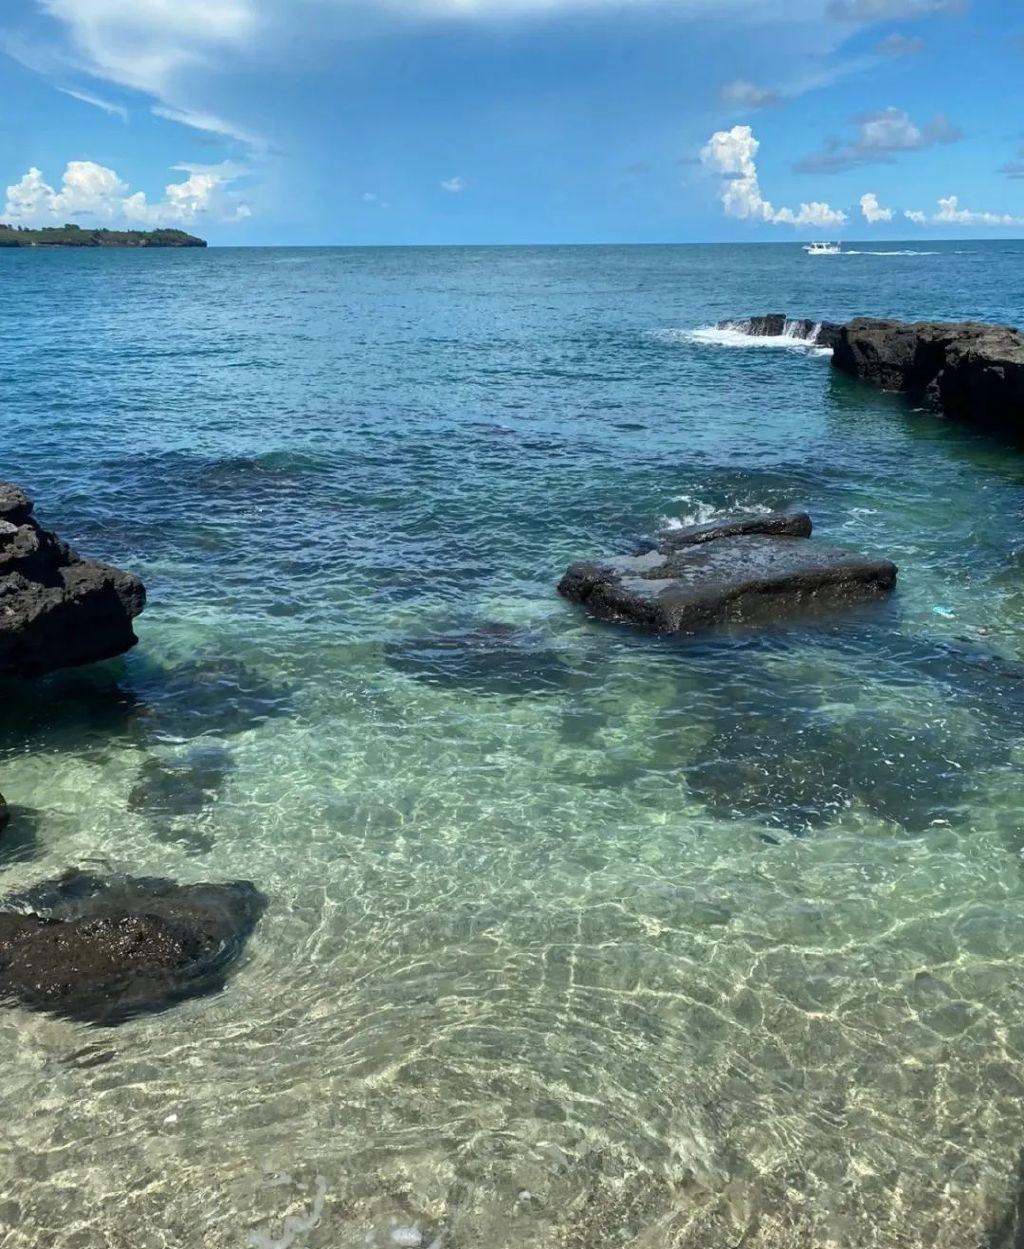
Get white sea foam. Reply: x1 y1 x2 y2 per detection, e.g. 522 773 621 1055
674 322 832 355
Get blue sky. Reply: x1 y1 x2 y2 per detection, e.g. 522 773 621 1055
1 0 1021 244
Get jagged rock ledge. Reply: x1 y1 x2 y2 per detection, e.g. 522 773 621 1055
0 482 146 678
716 314 843 350
0 871 266 1024
717 315 1024 433
558 511 897 635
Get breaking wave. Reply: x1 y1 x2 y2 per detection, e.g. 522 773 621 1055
670 319 832 355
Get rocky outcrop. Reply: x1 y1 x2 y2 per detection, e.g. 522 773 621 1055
0 871 266 1024
658 509 812 549
831 318 1024 430
558 511 897 635
715 315 842 350
0 482 146 677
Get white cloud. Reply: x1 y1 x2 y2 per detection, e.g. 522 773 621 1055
719 79 782 109
860 191 893 222
700 125 847 230
57 86 128 120
904 195 1024 227
441 176 467 192
796 107 961 173
3 159 249 226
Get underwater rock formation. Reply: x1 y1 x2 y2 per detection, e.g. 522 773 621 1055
0 482 146 678
559 512 896 635
831 318 1024 431
0 870 265 1024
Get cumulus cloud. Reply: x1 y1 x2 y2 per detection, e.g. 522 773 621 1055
441 176 467 192
876 32 925 54
905 195 1024 226
701 126 847 230
796 107 961 173
3 159 249 226
719 79 782 109
828 0 966 20
860 191 893 222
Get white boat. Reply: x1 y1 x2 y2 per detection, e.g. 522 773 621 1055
803 241 842 255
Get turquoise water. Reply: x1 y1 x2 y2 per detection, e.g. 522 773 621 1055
2 242 1024 1247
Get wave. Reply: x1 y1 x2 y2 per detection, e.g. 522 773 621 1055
669 321 832 355
843 250 939 257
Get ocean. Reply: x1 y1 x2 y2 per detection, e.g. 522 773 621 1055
2 241 1024 1247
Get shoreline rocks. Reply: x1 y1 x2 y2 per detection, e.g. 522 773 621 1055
720 314 1024 433
831 318 1024 431
0 871 266 1024
559 511 897 635
0 482 146 678
715 315 842 350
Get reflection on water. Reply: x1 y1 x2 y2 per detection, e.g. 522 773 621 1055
2 243 1024 1245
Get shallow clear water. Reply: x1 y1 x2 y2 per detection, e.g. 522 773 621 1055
2 242 1024 1248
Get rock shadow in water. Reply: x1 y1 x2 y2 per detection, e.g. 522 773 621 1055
385 622 576 696
0 804 42 867
128 655 294 741
0 870 267 1025
129 745 235 819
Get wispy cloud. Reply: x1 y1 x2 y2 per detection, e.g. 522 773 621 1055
719 79 783 110
998 148 1024 179
875 32 925 55
57 85 127 119
828 0 966 20
796 107 961 173
441 176 467 193
701 125 847 229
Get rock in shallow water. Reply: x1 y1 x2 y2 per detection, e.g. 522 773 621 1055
0 871 266 1024
559 513 896 635
0 483 146 678
831 318 1024 433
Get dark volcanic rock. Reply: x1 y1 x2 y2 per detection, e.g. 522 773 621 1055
716 315 842 350
831 318 1024 431
0 792 7 833
0 871 266 1024
658 510 812 549
0 484 146 678
559 528 897 635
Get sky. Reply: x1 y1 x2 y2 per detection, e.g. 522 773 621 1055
0 0 1022 245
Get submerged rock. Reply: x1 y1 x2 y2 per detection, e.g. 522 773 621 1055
831 318 1024 432
0 792 7 833
716 315 842 350
129 745 235 818
385 622 574 696
559 513 897 636
0 871 266 1024
0 483 146 678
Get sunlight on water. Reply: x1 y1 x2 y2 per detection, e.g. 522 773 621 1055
2 243 1024 1247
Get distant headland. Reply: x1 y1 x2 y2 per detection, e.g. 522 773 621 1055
0 223 206 248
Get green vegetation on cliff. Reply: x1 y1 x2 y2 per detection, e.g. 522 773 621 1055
0 223 206 248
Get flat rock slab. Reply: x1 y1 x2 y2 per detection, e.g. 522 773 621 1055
0 482 146 678
560 513 896 634
0 871 266 1024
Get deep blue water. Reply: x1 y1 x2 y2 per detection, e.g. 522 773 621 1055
2 242 1024 1248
